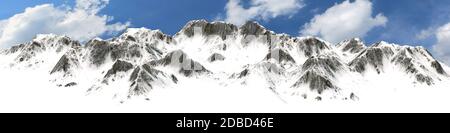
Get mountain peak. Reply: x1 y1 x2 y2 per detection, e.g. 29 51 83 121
371 41 400 48
337 38 366 53
239 21 269 36
178 19 238 40
32 34 80 47
117 27 172 44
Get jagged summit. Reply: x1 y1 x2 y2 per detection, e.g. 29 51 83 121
287 36 334 59
1 34 80 69
117 28 173 44
8 34 80 54
239 21 270 36
337 38 366 54
176 19 272 40
177 19 238 40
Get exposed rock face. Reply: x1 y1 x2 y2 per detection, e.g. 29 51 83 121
50 49 80 75
350 93 359 100
86 39 111 66
180 20 238 40
415 74 434 85
302 55 343 76
239 21 268 36
35 34 81 48
292 55 344 93
294 37 332 57
391 49 419 74
208 53 225 62
113 28 171 60
50 55 70 74
64 82 77 87
338 38 366 53
431 61 446 75
11 43 35 62
104 60 134 78
233 69 249 79
118 28 173 44
7 44 26 54
265 48 295 63
149 50 209 76
110 42 164 62
391 49 435 85
292 71 336 94
389 46 449 85
349 45 394 73
128 64 176 96
7 34 80 65
86 34 166 67
239 21 274 45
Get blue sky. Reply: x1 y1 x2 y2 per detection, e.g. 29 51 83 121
0 0 448 45
105 0 448 47
1 0 450 61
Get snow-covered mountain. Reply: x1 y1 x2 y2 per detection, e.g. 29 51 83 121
1 20 449 103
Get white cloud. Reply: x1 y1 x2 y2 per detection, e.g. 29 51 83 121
300 0 387 44
0 20 5 36
432 23 450 65
75 0 109 14
416 27 436 40
224 0 304 26
0 0 130 48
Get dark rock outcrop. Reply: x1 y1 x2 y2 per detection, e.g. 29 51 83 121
237 69 249 78
292 37 332 57
349 46 394 73
265 48 295 63
415 74 434 85
390 47 440 85
86 39 111 66
119 28 173 44
128 64 176 96
64 82 77 87
149 50 209 76
292 71 336 94
431 61 446 75
208 53 225 62
292 55 343 93
50 49 80 75
239 21 267 36
339 38 366 53
86 37 164 67
104 60 134 78
302 55 343 76
239 21 274 45
180 20 238 40
50 55 70 74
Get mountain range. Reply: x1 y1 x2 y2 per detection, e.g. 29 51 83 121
1 20 449 102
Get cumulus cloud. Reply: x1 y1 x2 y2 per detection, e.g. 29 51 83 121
300 0 387 44
224 0 304 26
432 23 450 65
0 0 130 48
416 27 436 40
